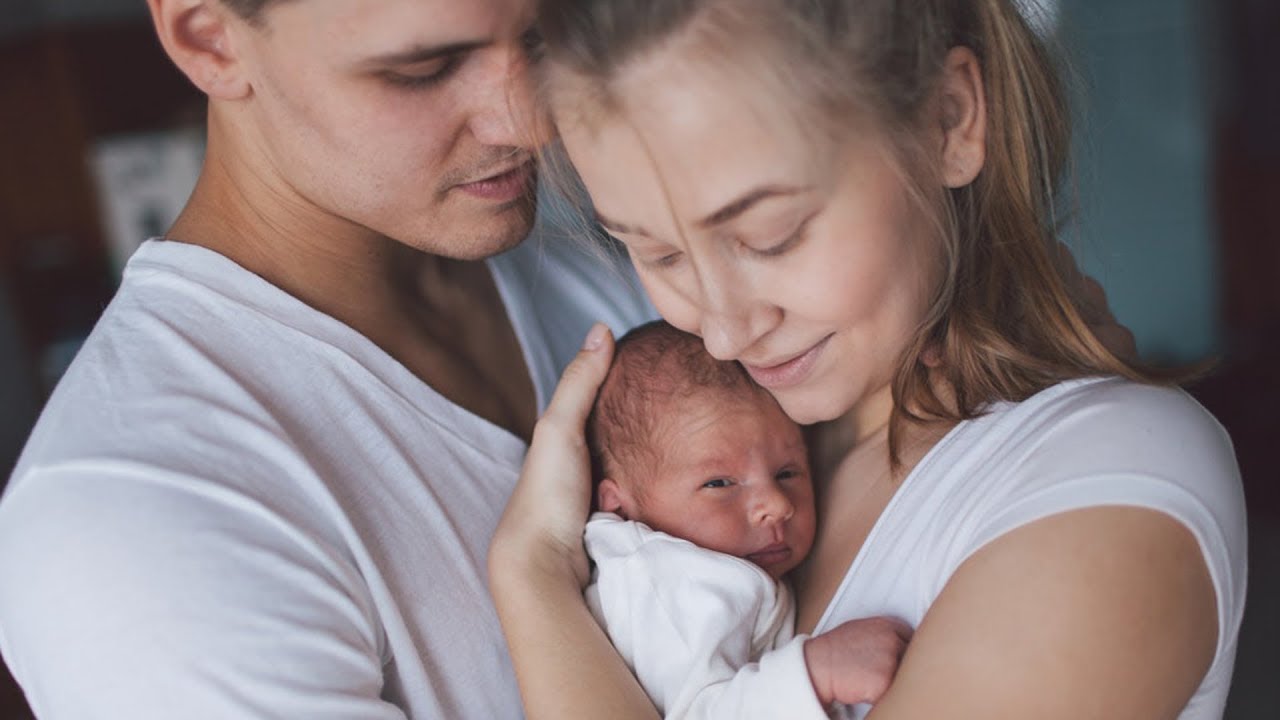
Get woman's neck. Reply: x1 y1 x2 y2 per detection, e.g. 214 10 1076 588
846 384 896 446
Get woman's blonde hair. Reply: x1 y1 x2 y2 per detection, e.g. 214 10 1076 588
536 0 1173 464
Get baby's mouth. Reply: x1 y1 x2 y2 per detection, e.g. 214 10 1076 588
746 543 792 567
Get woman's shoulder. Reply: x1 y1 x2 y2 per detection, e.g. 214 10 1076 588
934 376 1247 605
905 377 1245 583
987 376 1233 464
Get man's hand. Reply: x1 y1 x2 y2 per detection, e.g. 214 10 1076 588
803 616 913 707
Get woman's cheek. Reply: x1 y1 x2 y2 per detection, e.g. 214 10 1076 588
638 270 704 338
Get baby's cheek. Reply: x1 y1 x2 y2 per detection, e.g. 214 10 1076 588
685 511 752 557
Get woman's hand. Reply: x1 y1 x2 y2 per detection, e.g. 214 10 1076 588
487 324 658 720
489 323 615 591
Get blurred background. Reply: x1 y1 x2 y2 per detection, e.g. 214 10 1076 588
0 0 1275 716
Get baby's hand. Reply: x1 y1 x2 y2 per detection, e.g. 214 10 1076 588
803 616 912 707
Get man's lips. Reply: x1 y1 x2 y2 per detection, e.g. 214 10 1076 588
741 333 834 390
453 160 535 201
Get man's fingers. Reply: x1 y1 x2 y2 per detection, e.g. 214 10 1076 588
540 323 615 432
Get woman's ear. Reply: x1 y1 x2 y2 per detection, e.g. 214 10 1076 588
146 0 251 100
936 46 988 188
596 479 632 518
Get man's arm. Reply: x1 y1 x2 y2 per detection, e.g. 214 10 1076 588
0 463 407 719
867 506 1217 719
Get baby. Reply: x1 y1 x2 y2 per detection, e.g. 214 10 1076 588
584 321 909 719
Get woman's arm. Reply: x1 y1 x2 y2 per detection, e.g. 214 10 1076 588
488 324 660 720
867 506 1217 719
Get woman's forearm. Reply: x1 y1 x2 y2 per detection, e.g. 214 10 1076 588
487 326 655 718
490 545 659 720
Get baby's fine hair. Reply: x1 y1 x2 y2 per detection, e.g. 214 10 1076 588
587 321 766 487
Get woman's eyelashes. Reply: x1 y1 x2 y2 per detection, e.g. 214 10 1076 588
651 251 685 269
625 213 819 269
748 211 819 258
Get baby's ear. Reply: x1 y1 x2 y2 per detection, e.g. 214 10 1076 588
597 478 629 518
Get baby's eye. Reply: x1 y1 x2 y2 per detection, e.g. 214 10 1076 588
702 478 732 489
775 467 801 481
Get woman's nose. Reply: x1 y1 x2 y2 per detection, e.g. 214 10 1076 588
695 269 779 361
700 311 754 361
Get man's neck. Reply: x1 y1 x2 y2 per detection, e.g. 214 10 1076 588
167 145 538 441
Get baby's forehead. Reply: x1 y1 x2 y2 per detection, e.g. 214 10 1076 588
646 388 804 457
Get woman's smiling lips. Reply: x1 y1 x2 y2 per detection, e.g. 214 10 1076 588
741 334 834 390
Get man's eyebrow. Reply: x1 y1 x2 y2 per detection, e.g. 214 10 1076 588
359 40 488 67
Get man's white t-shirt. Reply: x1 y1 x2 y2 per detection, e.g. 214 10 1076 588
584 512 828 719
0 235 654 718
814 377 1247 720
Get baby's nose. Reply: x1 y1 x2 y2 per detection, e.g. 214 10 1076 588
753 485 795 525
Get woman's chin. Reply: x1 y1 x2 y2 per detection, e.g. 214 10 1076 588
772 387 850 427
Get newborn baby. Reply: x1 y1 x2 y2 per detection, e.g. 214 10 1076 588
584 321 908 719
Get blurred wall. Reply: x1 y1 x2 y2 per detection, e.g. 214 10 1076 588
0 282 38 477
1060 0 1219 363
0 0 144 38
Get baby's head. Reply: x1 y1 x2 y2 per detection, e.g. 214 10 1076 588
588 321 815 579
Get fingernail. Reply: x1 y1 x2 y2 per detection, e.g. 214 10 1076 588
583 323 608 351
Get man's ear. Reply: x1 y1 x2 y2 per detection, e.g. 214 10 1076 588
596 478 632 518
936 46 987 189
146 0 251 100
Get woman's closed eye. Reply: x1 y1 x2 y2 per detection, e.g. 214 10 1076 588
609 234 685 270
745 210 819 259
650 251 685 269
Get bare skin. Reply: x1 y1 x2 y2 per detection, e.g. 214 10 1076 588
491 329 1218 720
594 381 911 705
489 37 1221 720
792 420 953 634
150 0 541 440
170 159 537 440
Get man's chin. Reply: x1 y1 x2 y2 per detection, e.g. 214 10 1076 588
401 199 537 261
470 206 538 259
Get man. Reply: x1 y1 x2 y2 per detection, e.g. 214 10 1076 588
0 0 651 716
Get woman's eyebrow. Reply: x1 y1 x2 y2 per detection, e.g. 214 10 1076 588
596 185 811 238
595 212 649 237
696 185 810 229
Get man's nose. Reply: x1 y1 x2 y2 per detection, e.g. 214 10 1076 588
468 45 550 149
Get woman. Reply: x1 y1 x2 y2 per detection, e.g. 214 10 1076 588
490 1 1246 717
